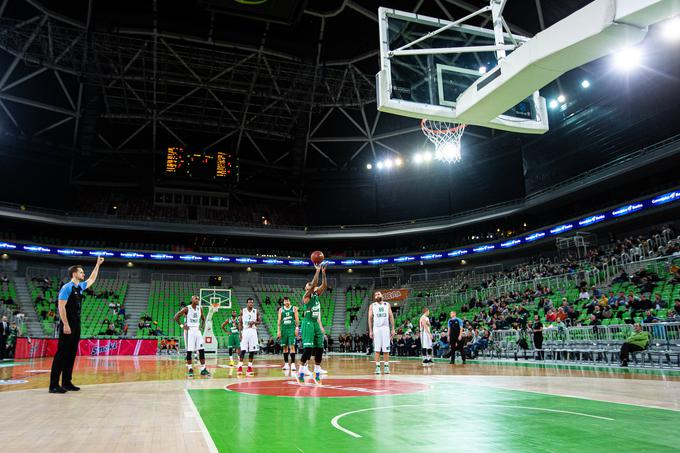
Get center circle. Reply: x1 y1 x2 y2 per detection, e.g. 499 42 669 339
226 378 429 398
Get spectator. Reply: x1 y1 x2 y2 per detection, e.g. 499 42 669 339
620 324 650 367
0 315 9 360
545 309 557 323
532 314 544 360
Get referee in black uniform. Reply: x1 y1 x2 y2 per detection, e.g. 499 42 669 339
49 257 104 393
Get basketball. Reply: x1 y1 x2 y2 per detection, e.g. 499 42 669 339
310 250 325 265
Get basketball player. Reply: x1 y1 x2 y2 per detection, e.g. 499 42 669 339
298 263 327 384
221 310 241 366
174 296 210 377
277 296 299 372
419 307 433 365
238 297 260 375
368 291 395 374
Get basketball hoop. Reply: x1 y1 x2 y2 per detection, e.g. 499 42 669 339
420 119 466 164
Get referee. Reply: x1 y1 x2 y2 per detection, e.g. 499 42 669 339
49 257 104 393
447 311 465 365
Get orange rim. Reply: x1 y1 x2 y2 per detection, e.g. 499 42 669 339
420 119 466 134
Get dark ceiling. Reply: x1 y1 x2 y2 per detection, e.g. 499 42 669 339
0 0 678 224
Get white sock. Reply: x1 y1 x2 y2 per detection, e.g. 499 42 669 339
238 361 243 367
201 364 206 371
248 362 253 367
314 365 320 372
187 364 192 370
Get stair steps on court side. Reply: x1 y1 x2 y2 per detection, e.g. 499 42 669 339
330 289 346 338
124 283 150 337
13 276 46 338
349 284 374 335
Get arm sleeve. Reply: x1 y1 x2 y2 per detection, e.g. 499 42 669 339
58 284 72 301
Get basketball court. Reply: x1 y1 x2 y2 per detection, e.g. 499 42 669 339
1 0 680 452
1 355 680 452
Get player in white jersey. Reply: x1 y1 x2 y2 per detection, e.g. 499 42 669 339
174 296 210 377
419 307 433 366
237 297 261 376
368 291 395 375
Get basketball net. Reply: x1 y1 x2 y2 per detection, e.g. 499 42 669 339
421 119 466 164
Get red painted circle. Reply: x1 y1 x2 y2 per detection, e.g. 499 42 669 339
226 378 429 398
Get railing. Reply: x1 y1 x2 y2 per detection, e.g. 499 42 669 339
491 322 680 351
1 133 679 237
25 266 121 280
150 273 233 285
258 275 338 289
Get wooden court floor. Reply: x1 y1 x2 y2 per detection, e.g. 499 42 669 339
1 354 680 452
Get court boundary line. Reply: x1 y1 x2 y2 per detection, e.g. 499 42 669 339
464 379 680 413
184 388 219 453
331 402 614 438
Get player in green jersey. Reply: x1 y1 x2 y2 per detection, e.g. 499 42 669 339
277 296 300 373
298 263 327 384
221 310 241 367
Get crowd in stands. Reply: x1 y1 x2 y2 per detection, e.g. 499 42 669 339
376 226 680 362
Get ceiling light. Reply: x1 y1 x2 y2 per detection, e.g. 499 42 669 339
478 65 487 74
413 153 423 164
557 94 566 103
366 163 372 170
395 157 403 167
384 159 393 169
581 79 590 88
423 152 432 162
376 161 384 169
661 17 680 41
613 47 642 71
548 99 558 109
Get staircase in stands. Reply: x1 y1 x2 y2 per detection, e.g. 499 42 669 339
13 276 44 338
124 282 150 337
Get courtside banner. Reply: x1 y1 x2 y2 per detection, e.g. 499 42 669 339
375 288 410 301
15 338 158 358
15 338 59 359
78 339 158 356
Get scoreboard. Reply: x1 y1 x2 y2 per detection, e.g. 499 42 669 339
165 147 238 181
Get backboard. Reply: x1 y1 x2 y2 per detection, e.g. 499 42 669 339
377 4 548 134
377 0 680 134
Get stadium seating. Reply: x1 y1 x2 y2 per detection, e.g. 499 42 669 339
345 288 368 331
0 278 17 307
142 281 238 347
28 277 127 337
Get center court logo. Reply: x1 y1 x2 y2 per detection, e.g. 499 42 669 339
283 381 387 394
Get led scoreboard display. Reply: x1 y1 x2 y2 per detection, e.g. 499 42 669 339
165 147 237 181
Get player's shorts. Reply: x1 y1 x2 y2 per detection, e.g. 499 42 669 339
240 327 259 352
185 327 204 352
373 326 391 353
301 320 324 349
421 331 433 349
227 333 240 348
280 328 296 347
